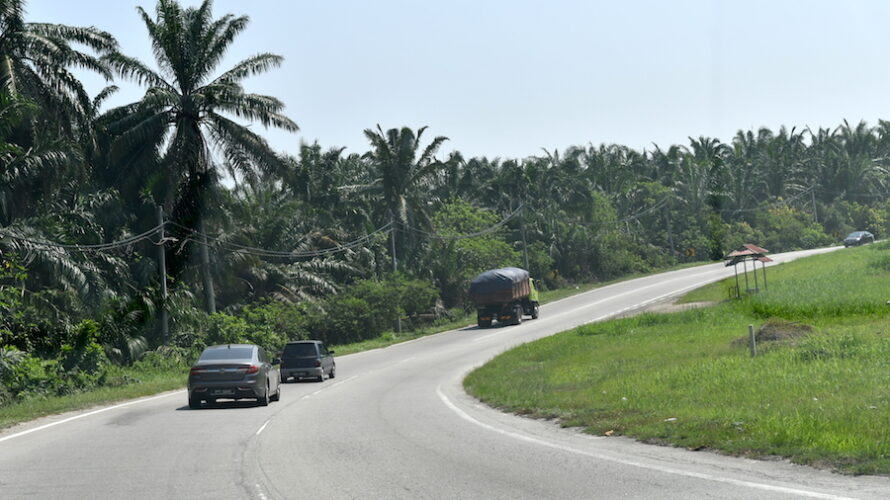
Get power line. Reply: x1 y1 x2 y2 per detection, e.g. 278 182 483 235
0 223 165 252
721 185 815 215
168 221 393 258
401 204 524 240
615 197 667 223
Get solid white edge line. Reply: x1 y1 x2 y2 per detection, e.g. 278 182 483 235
435 385 858 500
0 390 184 444
256 419 271 436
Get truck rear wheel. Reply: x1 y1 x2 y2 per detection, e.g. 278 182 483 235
531 303 539 319
513 305 523 325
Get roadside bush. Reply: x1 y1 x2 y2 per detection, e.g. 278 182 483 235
1 305 70 358
241 300 311 343
526 241 555 287
59 320 111 389
203 312 282 355
305 274 440 345
313 296 375 345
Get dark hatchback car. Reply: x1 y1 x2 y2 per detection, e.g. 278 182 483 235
844 231 875 247
188 344 281 408
280 340 335 382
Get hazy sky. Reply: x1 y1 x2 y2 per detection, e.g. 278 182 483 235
25 0 890 160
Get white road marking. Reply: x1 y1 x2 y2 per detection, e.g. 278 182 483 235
436 386 858 500
256 419 271 436
255 483 268 500
300 375 359 400
0 390 184 443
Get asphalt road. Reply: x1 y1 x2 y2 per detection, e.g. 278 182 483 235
3 247 890 499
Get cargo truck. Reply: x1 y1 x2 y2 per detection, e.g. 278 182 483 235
469 267 540 328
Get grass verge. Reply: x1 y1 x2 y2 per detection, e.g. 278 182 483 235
465 242 890 475
0 371 185 431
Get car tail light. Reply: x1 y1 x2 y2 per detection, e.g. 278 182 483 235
314 360 321 367
189 366 202 375
245 364 259 374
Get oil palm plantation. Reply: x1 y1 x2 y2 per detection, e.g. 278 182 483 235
101 0 298 312
0 0 117 134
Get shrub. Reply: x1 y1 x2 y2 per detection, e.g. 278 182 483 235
241 300 311 344
59 320 111 389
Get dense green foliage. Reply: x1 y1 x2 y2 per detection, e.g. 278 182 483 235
3 0 890 411
465 244 890 474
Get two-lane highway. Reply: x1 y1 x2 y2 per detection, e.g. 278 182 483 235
3 247 890 499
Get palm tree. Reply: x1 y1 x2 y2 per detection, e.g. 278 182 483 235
102 0 298 312
357 125 448 272
0 0 117 133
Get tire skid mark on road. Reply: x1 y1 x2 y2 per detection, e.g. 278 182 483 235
435 386 857 500
0 390 184 443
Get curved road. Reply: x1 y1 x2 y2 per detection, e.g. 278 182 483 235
2 247 890 499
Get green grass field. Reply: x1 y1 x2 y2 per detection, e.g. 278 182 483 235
465 242 890 475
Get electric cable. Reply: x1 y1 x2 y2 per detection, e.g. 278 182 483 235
401 204 524 240
167 220 393 258
0 223 166 252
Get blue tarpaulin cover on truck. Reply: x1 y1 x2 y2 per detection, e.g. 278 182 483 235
469 267 530 295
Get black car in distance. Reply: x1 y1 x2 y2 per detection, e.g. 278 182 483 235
280 340 335 382
844 231 875 247
188 344 281 408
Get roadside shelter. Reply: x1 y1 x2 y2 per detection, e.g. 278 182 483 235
724 244 773 298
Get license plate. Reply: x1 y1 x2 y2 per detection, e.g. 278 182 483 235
211 389 234 396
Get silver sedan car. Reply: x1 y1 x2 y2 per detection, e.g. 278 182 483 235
188 344 281 408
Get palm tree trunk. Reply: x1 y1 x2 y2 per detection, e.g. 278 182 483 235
198 217 216 314
390 212 398 272
389 212 401 334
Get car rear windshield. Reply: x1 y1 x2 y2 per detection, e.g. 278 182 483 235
283 343 317 358
199 346 254 361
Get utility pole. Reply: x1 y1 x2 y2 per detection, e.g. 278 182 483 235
811 186 819 224
156 205 169 344
390 212 398 272
520 204 529 270
665 198 675 258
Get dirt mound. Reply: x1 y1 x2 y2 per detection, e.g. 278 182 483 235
756 319 813 342
732 318 813 348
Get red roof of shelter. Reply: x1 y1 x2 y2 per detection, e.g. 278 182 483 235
724 244 771 266
742 243 768 254
726 244 769 258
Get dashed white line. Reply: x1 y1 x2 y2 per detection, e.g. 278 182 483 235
300 375 359 400
436 386 857 500
255 419 271 436
255 483 268 500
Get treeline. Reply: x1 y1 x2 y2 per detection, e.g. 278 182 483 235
2 0 890 404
